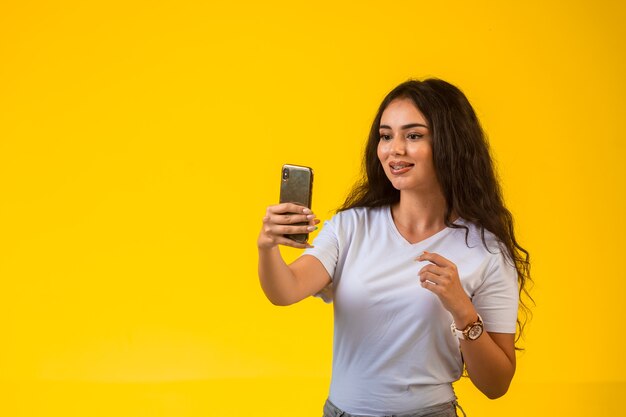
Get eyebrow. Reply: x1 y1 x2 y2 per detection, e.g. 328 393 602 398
379 123 429 130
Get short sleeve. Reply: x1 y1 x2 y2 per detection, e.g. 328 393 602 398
303 217 340 303
472 253 519 333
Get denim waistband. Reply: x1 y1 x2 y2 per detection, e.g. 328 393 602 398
322 398 466 417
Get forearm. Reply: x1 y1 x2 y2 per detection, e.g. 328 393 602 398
460 332 516 399
258 246 300 306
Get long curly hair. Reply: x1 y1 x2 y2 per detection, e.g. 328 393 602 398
339 78 533 346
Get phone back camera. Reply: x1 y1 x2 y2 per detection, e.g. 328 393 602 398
282 168 289 181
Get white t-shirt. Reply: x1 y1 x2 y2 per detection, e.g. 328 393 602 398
303 206 518 416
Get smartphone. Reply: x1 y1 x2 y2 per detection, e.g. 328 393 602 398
279 164 314 243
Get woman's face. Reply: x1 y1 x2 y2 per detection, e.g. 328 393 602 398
377 98 439 194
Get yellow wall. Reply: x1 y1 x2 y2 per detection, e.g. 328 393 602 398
1 0 624 415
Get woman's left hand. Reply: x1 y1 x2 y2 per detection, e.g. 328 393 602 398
416 251 477 327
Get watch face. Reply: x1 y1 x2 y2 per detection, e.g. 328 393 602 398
468 325 483 340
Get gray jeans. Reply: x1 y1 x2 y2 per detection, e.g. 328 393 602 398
322 398 466 417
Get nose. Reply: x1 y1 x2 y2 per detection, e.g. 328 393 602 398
390 135 406 155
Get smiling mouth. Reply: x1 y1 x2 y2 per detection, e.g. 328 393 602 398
389 162 414 174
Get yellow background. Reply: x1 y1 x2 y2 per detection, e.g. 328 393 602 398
1 0 625 415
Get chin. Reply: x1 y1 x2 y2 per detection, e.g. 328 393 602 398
388 179 417 191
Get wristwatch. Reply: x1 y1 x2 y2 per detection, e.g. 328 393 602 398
451 314 484 341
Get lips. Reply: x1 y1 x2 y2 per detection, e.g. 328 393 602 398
389 161 414 175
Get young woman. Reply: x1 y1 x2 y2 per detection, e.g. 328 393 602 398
257 79 531 417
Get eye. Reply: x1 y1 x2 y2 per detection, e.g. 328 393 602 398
379 133 392 141
407 133 424 140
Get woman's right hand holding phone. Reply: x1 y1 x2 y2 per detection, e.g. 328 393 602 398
257 203 329 306
258 203 320 250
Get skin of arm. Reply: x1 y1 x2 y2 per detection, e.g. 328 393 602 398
258 203 330 306
416 251 516 399
460 332 516 399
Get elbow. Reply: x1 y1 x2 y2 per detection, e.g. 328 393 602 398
264 292 297 306
268 297 294 307
483 380 512 400
259 282 297 306
485 388 508 400
475 370 515 400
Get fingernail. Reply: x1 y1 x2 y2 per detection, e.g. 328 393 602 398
306 214 314 220
303 208 312 214
307 226 317 231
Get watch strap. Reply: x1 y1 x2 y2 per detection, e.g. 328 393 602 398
451 314 483 340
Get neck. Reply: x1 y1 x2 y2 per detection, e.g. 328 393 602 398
391 189 450 234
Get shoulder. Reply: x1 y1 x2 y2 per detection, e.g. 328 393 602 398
331 206 387 229
449 219 515 275
320 206 388 242
452 218 506 256
450 221 517 304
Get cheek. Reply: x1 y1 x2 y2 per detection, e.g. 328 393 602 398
420 148 433 162
411 144 433 163
376 142 386 163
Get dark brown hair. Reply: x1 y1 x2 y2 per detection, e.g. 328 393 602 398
340 78 532 345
